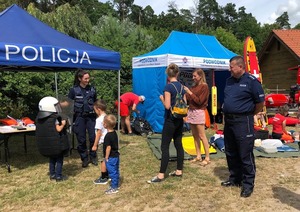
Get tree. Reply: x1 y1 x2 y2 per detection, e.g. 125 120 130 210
196 0 223 29
213 27 243 55
27 3 93 42
197 27 242 55
180 9 194 29
256 23 280 52
276 11 291 29
142 5 156 27
129 4 143 25
0 71 57 118
91 15 156 109
0 0 287 116
72 0 116 26
153 2 194 32
293 23 300 29
0 0 36 11
113 0 134 21
222 3 238 31
232 7 260 42
37 0 57 12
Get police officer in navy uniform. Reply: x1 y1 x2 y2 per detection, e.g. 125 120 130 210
221 56 265 198
67 69 97 168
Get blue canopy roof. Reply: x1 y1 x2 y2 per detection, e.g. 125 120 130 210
139 30 235 58
0 4 121 71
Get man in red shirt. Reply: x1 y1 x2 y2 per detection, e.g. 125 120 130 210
116 92 145 135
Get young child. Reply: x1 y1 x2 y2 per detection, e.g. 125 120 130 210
92 99 109 184
271 104 289 140
103 114 120 194
254 111 267 129
35 96 70 182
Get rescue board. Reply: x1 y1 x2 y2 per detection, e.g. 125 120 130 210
244 36 268 125
243 36 262 82
182 136 217 155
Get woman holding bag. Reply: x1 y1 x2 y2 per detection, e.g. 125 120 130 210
147 63 186 183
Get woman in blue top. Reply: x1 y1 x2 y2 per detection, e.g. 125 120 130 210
147 63 186 183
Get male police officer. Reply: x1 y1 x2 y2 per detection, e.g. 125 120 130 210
222 56 265 198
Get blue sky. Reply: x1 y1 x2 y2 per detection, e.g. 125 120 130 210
125 0 300 27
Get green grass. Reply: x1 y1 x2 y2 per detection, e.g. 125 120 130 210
1 127 300 211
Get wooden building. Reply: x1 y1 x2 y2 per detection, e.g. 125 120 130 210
258 29 300 91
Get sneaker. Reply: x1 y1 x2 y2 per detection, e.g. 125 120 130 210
82 158 89 168
56 175 68 182
50 174 56 180
93 177 111 185
105 187 119 195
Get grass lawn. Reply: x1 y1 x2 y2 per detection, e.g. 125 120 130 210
1 126 300 211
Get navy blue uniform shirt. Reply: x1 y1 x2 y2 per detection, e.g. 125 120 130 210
223 72 265 114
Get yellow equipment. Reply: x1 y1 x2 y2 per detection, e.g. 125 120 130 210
211 85 217 116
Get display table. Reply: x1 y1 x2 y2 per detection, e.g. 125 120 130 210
0 126 36 172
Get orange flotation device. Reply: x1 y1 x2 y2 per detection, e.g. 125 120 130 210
0 118 18 126
205 109 211 128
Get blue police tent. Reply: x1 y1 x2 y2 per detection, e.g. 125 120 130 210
0 4 121 71
0 4 122 130
132 31 236 133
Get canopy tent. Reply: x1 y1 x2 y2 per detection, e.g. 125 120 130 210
0 4 121 130
0 4 120 71
132 31 236 133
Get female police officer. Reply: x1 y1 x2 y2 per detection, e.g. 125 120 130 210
221 56 265 198
67 69 97 168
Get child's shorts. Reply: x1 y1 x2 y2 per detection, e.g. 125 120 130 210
96 143 104 162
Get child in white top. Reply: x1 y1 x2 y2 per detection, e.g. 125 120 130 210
92 99 109 184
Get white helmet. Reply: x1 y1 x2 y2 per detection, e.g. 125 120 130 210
38 96 61 113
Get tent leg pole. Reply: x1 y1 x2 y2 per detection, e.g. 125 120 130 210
55 72 58 99
118 70 120 132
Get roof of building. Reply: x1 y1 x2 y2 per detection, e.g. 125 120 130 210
274 29 300 56
259 29 300 60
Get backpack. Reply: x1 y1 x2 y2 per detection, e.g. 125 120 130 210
132 117 153 137
170 83 188 118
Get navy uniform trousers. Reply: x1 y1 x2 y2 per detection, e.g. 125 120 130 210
224 114 256 190
73 114 96 161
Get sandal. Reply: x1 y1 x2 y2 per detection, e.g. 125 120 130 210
169 171 182 177
199 160 211 167
190 157 202 163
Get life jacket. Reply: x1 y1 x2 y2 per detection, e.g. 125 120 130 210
73 85 96 114
35 113 70 157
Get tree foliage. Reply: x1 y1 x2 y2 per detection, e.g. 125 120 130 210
276 11 291 29
0 0 299 117
213 27 243 55
90 15 156 110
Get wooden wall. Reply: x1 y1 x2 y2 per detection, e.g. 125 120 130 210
259 39 299 91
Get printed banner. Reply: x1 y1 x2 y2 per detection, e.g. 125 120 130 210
133 54 230 70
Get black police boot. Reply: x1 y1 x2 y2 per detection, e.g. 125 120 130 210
82 158 89 168
90 157 98 166
56 175 68 182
